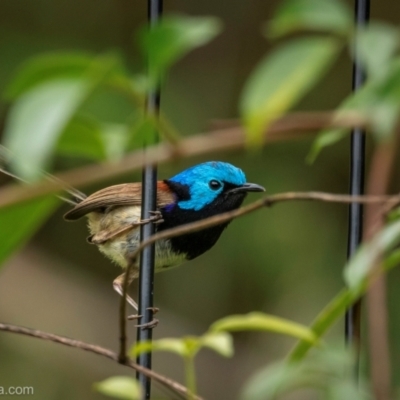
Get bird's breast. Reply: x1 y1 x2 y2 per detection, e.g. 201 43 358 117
86 205 186 270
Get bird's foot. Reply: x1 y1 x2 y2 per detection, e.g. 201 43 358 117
128 307 160 329
138 211 164 226
136 318 159 330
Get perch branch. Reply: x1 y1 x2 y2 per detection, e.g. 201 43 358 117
0 322 201 400
0 111 367 208
118 192 400 362
127 192 400 266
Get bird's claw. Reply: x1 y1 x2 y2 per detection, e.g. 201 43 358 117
127 314 143 321
138 211 164 226
128 307 160 328
136 318 159 330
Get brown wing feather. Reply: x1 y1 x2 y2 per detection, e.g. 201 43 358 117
64 182 174 221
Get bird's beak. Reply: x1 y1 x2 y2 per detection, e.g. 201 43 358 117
228 182 265 194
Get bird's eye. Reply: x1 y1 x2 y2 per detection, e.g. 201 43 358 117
209 180 222 190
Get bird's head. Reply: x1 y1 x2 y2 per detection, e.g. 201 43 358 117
164 161 265 212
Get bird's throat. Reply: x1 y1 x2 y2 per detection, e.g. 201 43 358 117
159 192 246 260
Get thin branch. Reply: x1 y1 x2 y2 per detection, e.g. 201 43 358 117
120 191 400 361
125 192 400 267
0 111 367 208
117 191 400 379
0 322 202 400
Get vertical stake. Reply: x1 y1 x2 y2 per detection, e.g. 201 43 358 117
136 0 162 398
345 0 370 375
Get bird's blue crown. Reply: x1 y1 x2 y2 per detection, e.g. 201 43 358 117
169 161 246 211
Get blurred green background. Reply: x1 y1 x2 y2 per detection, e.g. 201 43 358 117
1 0 400 399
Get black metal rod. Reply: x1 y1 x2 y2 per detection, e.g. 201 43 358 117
345 0 370 370
136 0 162 398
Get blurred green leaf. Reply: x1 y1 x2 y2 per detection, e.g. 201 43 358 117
131 332 233 359
3 55 125 180
4 52 93 100
138 14 222 81
387 206 400 222
241 346 371 400
356 23 400 81
290 227 400 362
3 79 89 179
241 37 340 145
268 0 352 38
0 197 57 266
344 219 400 290
100 123 129 161
309 58 400 162
126 116 156 151
132 337 186 358
56 114 107 161
210 312 317 343
200 332 233 357
94 376 141 400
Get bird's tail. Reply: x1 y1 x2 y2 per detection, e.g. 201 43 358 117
0 145 87 205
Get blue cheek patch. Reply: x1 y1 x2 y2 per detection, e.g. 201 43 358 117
178 183 222 211
169 161 247 211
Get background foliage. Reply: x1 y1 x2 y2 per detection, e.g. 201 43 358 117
2 0 400 399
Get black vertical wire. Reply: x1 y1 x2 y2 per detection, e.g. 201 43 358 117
345 0 370 371
136 0 162 398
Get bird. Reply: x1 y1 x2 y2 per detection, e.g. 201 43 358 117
63 161 265 316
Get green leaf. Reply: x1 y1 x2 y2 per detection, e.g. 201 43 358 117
199 332 233 358
132 338 187 358
344 219 400 290
3 79 89 180
56 114 107 161
307 86 375 162
210 312 317 343
4 52 94 100
241 347 370 400
138 14 222 81
126 116 157 151
94 376 141 400
100 123 129 161
0 197 57 266
3 55 125 180
356 23 400 81
241 37 340 145
289 229 400 362
308 57 400 162
131 332 233 359
267 0 352 38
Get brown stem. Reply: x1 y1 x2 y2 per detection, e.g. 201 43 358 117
364 139 398 400
0 111 367 208
0 322 202 400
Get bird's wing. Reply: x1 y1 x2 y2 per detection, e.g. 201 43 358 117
64 182 174 221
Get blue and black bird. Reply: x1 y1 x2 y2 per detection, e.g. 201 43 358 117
64 161 264 309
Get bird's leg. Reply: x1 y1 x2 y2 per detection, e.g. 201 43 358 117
113 270 139 312
113 270 160 328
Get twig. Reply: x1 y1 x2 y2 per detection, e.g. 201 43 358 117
115 191 400 379
0 111 367 208
0 322 202 400
126 192 400 267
